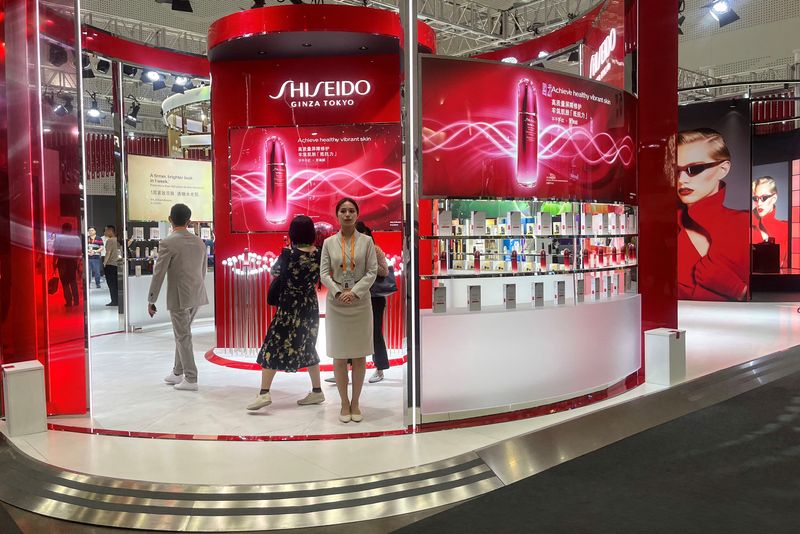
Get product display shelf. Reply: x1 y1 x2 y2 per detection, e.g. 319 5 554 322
421 264 635 280
420 233 637 240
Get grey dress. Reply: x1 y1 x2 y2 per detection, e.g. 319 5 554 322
320 231 378 358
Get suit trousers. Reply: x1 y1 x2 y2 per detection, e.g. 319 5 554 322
170 307 199 382
104 264 118 305
371 296 389 370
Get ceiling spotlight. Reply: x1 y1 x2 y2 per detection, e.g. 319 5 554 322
81 54 95 79
87 93 104 124
537 51 549 59
125 99 140 128
123 64 138 77
706 1 740 27
54 94 73 116
171 76 193 93
48 44 68 66
252 0 266 7
568 50 580 63
155 0 193 13
96 59 111 74
142 70 161 83
501 57 518 64
152 78 167 91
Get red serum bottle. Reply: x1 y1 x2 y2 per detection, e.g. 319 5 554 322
473 247 481 272
265 136 288 224
516 79 538 187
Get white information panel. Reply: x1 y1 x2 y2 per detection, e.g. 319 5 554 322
420 294 641 420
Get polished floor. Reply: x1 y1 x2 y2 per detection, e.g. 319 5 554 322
5 301 800 489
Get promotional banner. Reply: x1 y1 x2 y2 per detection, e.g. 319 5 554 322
677 100 751 301
127 155 213 222
751 162 790 268
421 56 635 202
229 123 402 232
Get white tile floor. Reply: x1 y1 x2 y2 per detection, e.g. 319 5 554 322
88 283 123 335
65 320 406 436
4 300 800 486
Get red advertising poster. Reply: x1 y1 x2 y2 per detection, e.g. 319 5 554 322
230 123 402 232
421 56 635 202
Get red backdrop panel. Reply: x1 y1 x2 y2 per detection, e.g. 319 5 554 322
211 54 402 347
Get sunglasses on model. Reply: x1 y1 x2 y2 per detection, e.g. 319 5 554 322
752 193 776 203
676 160 728 177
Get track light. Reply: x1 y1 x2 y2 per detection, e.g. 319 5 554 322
705 1 740 28
125 98 141 128
142 70 160 83
501 57 518 64
568 50 580 63
156 0 193 12
81 54 94 79
96 59 111 74
86 93 104 124
54 94 73 116
171 75 193 93
252 0 266 6
537 51 549 59
122 64 138 77
48 44 68 66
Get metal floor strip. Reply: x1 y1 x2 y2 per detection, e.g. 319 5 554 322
1 346 799 531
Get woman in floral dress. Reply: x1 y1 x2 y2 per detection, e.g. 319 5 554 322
246 215 324 411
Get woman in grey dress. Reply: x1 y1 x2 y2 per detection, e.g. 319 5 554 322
320 198 378 423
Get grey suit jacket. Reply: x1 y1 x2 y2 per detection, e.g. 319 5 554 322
147 229 209 311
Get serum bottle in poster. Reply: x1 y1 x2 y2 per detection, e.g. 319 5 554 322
516 79 538 187
265 136 288 224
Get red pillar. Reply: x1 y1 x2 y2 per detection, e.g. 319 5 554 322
636 0 679 333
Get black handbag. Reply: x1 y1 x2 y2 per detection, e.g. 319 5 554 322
47 276 60 295
371 265 397 297
267 248 291 306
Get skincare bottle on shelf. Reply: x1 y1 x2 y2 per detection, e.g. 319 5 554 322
473 247 481 272
611 246 617 265
564 248 571 270
539 248 547 272
511 249 518 273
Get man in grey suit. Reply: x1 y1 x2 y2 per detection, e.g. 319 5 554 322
147 204 209 391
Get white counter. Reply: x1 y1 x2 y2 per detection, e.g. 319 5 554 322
419 293 641 421
126 271 215 330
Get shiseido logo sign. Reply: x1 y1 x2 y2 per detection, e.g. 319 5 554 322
268 80 372 108
588 28 617 81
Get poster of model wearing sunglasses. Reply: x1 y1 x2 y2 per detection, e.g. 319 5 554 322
751 163 790 269
677 100 751 302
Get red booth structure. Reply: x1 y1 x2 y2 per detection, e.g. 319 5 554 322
207 6 435 367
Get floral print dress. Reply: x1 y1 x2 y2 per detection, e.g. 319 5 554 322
256 247 321 371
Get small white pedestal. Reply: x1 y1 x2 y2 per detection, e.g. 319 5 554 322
2 360 47 437
644 328 686 386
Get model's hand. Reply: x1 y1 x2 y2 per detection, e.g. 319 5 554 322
148 303 157 317
339 290 358 304
694 254 747 301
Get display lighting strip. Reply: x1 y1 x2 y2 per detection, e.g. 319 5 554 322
220 252 273 358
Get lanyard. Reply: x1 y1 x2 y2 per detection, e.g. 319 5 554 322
340 234 356 272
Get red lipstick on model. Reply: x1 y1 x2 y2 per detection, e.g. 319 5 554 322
678 187 694 197
265 136 288 224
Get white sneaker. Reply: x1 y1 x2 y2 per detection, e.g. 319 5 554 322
247 393 272 410
164 373 183 385
174 379 198 391
368 370 385 383
297 391 325 405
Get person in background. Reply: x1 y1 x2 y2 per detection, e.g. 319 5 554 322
320 198 378 423
751 176 789 268
87 226 104 288
53 222 82 307
247 215 324 411
147 204 209 391
676 128 749 301
355 221 390 384
103 225 120 306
